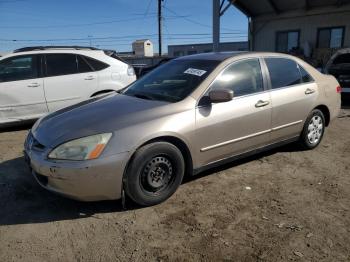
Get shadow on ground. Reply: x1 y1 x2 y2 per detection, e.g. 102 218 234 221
0 156 131 226
0 142 303 226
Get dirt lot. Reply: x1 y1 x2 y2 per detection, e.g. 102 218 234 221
0 109 350 262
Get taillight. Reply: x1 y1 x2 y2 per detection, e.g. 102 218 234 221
336 86 342 93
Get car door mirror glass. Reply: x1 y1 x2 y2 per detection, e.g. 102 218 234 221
209 89 234 103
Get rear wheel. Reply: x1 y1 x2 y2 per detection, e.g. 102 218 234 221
299 109 325 149
124 142 185 206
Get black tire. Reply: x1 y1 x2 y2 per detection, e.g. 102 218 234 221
299 109 325 149
124 142 185 206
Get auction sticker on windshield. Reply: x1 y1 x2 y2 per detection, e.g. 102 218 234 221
184 68 207 77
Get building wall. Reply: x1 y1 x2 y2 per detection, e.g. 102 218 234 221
252 4 350 52
168 41 248 57
143 40 154 57
132 40 154 57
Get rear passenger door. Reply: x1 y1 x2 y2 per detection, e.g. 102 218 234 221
264 57 317 143
43 53 99 112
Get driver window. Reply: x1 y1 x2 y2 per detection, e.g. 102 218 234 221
0 55 39 83
210 58 264 97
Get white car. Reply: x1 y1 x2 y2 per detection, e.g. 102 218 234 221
0 46 136 125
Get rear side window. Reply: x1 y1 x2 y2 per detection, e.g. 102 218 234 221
77 55 93 73
0 55 39 82
46 54 78 77
299 65 313 83
265 58 301 89
83 56 109 71
210 58 264 97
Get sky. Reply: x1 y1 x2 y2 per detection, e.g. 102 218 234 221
0 0 248 53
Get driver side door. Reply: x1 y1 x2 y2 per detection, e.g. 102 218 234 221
194 58 272 167
0 54 47 124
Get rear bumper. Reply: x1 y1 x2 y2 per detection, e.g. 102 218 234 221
25 149 129 201
341 90 350 104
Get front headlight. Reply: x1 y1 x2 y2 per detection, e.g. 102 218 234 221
48 133 112 161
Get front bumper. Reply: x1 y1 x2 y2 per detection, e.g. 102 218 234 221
24 144 129 201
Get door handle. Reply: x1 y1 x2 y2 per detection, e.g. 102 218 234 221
305 88 315 95
255 100 270 108
27 83 40 88
84 76 95 80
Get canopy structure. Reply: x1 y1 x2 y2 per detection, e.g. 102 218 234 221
233 0 350 17
212 0 350 51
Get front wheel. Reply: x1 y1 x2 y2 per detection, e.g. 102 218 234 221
299 109 325 149
124 142 185 206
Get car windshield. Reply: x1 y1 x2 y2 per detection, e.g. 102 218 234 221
122 59 220 102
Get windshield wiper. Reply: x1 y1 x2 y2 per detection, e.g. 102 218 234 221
131 93 155 100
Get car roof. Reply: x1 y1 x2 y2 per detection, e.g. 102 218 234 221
13 46 100 53
175 51 248 61
174 51 300 62
0 48 106 60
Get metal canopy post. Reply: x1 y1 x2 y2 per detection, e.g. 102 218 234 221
213 0 221 52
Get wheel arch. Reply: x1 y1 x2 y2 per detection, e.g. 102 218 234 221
123 135 194 184
314 105 330 126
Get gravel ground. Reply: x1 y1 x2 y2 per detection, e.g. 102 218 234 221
0 109 349 262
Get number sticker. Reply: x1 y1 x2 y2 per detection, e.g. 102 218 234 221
184 68 207 77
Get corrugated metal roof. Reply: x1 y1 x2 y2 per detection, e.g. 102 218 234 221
233 0 350 17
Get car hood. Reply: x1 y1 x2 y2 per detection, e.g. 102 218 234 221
32 93 173 147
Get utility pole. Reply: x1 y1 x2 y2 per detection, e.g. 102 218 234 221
213 0 220 52
88 35 93 47
158 0 163 56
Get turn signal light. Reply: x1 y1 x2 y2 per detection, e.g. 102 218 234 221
336 86 342 93
88 144 106 159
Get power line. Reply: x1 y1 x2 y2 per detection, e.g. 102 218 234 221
0 16 154 29
0 14 189 29
0 36 247 46
0 35 247 44
0 0 27 4
143 0 153 18
0 32 247 43
163 6 242 33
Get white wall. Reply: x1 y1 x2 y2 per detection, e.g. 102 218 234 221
143 41 154 57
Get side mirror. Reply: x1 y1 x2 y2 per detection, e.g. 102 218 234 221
208 89 234 103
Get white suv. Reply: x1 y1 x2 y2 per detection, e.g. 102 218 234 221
0 46 136 125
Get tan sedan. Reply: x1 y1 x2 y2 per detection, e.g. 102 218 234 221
24 52 341 206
